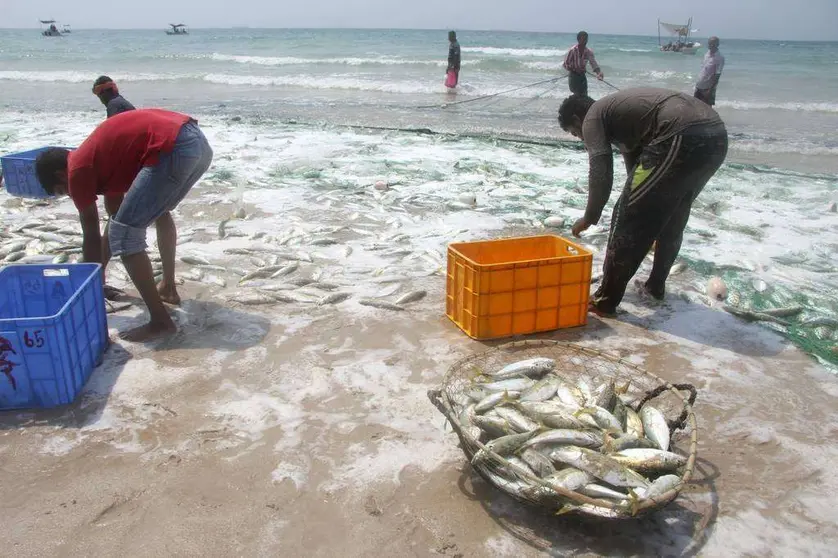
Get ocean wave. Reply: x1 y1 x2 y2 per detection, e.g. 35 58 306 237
210 53 443 67
0 70 176 83
717 100 838 114
731 138 838 156
202 73 442 94
523 61 564 71
462 47 567 58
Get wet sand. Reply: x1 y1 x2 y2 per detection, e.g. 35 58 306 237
2 276 837 558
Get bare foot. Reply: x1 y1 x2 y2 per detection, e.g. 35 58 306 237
157 282 182 305
119 321 178 342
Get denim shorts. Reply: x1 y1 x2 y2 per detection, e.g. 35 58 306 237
109 121 213 257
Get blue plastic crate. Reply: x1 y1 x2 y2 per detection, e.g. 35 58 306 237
1 146 75 199
0 263 108 410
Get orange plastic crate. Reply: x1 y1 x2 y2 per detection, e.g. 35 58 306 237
446 235 593 340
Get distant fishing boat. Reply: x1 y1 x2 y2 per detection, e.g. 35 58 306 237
658 18 701 55
39 19 63 37
166 23 188 35
62 24 72 34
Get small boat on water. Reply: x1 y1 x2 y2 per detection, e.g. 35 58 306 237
40 19 63 37
658 18 701 55
166 23 188 35
62 24 72 34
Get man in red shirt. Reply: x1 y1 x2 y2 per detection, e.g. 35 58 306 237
35 109 213 342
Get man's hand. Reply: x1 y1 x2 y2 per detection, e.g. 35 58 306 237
572 218 592 237
596 71 604 81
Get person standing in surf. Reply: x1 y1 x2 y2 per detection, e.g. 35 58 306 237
694 37 725 106
92 76 136 118
446 31 461 89
35 109 213 342
558 88 728 316
563 31 604 96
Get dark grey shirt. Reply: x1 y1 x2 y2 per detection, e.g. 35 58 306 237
581 88 725 223
106 95 136 118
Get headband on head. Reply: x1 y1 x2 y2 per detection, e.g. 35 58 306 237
93 81 118 95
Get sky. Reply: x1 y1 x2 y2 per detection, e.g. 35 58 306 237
5 0 838 41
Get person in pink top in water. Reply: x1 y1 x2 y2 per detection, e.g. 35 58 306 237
563 31 604 96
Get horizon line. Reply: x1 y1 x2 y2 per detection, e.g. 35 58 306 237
2 26 836 42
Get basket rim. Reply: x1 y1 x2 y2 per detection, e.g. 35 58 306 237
435 339 699 517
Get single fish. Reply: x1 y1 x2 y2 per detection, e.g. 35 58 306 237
607 434 659 453
492 357 556 380
240 265 286 283
270 262 299 278
289 278 315 287
492 406 541 433
106 301 134 314
473 415 516 438
625 408 644 438
310 238 337 246
759 306 803 318
3 251 25 262
229 293 276 305
52 253 69 264
520 375 562 402
358 298 406 311
482 430 538 456
670 262 688 276
343 246 354 257
268 292 317 304
308 282 342 291
579 484 630 501
372 275 408 284
514 401 590 430
479 377 536 393
640 406 670 451
474 390 518 413
576 406 623 433
549 446 649 489
520 448 556 478
504 456 537 479
543 468 594 492
593 380 617 411
181 255 211 266
218 219 229 239
611 448 688 475
394 290 427 305
519 429 604 450
318 292 351 306
203 275 227 288
722 305 791 326
800 317 838 328
634 474 682 500
555 382 586 408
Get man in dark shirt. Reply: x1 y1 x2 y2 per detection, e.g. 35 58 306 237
92 76 136 118
558 88 728 316
446 31 461 89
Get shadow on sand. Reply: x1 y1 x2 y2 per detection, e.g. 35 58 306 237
0 298 270 430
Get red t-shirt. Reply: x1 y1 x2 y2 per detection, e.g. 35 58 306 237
67 108 193 210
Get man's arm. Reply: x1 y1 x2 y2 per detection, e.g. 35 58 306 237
588 50 604 79
78 202 103 265
584 154 614 224
447 45 455 71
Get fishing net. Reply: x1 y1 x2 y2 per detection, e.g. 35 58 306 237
428 340 698 519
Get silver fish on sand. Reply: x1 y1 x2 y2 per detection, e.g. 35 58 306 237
394 290 427 305
611 448 688 475
358 298 405 311
318 292 351 306
549 446 649 489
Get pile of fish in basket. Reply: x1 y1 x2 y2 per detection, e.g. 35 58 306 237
428 340 698 519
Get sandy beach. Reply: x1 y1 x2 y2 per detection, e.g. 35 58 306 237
2 219 838 557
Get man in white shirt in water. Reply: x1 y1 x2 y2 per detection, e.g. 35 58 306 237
694 36 725 106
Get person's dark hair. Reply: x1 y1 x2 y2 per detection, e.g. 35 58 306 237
35 148 70 195
558 95 595 130
577 31 588 42
449 30 456 40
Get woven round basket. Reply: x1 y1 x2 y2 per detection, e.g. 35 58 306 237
428 339 698 519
